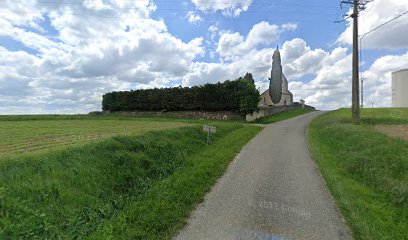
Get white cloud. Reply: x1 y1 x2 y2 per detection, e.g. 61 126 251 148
183 47 275 87
186 36 404 111
0 0 204 114
361 51 408 107
186 11 203 24
216 22 296 60
281 38 348 80
83 0 112 11
0 0 403 114
191 0 252 17
287 47 408 110
133 26 376 112
337 0 408 49
208 24 219 40
288 53 353 110
209 25 218 32
281 23 298 32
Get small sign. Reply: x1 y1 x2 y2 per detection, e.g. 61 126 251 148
203 125 216 144
203 125 216 133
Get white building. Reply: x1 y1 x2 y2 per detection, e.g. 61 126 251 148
392 69 408 107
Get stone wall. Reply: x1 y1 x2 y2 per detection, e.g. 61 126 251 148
91 110 242 120
246 103 315 122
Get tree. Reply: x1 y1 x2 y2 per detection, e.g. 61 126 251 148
237 74 260 115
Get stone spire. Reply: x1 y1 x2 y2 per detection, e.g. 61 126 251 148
269 47 283 104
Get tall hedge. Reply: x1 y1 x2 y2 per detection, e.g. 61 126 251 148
102 73 259 115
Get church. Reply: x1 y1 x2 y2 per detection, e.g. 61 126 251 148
259 47 293 107
246 47 314 121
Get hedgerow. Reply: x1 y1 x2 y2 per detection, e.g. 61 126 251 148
102 73 260 115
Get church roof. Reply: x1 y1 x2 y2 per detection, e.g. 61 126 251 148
260 89 269 96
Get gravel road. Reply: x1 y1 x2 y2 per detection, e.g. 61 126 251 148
176 111 352 240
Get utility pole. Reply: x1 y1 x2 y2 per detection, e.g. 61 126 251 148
361 77 365 108
351 0 360 122
338 0 373 122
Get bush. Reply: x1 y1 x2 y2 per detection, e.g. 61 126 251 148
102 73 260 115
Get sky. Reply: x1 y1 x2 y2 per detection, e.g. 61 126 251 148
0 0 407 114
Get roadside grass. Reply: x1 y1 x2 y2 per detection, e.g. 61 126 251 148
90 124 261 239
308 108 408 240
360 108 408 125
253 108 314 124
0 124 261 239
0 119 189 157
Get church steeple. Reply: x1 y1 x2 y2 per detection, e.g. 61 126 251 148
272 46 281 66
270 48 283 104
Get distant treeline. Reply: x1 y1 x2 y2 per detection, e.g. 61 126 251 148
102 73 260 115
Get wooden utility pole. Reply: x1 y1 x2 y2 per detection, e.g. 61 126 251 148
338 0 369 121
361 77 365 108
351 0 360 122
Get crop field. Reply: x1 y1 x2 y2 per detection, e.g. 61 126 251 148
308 108 408 239
0 118 189 156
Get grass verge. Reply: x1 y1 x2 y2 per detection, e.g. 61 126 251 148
308 109 408 240
0 124 261 239
253 108 314 124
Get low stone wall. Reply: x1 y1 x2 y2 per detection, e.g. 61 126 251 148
246 104 315 122
90 110 243 120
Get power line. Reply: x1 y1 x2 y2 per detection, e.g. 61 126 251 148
4 3 339 14
0 9 337 16
359 8 408 108
0 8 339 23
1 0 341 22
0 11 331 23
361 9 408 37
6 0 339 9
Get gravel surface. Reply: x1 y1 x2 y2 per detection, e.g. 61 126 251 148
176 111 352 240
375 124 408 141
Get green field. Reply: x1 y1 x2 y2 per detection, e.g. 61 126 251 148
0 118 189 156
0 116 261 239
308 108 408 239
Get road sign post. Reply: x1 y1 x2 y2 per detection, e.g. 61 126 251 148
202 125 216 144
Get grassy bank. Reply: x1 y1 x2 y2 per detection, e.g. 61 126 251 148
0 124 261 239
308 109 408 239
254 108 314 124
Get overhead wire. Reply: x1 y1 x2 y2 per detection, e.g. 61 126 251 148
6 0 339 9
0 10 333 23
1 0 340 23
0 9 338 16
1 0 341 23
361 9 408 37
